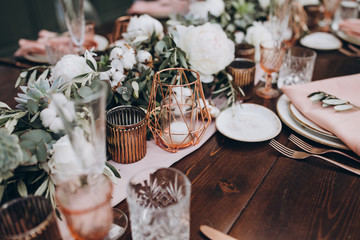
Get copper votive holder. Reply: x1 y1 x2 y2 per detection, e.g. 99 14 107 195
226 58 256 101
106 106 147 164
0 196 61 240
235 43 255 61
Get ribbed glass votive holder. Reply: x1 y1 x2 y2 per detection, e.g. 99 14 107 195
0 196 61 240
106 106 147 164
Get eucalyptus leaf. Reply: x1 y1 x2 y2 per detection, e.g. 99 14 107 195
28 70 37 84
38 68 50 81
132 81 139 98
20 129 52 144
35 140 47 163
105 162 121 178
17 179 28 197
86 59 96 71
34 179 48 196
5 118 18 134
322 99 348 105
30 111 40 123
334 104 354 111
78 86 93 99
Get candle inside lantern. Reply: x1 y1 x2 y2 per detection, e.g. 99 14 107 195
162 121 193 147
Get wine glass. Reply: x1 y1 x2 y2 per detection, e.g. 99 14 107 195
320 0 341 32
268 0 292 42
59 0 85 53
55 174 128 240
256 40 286 99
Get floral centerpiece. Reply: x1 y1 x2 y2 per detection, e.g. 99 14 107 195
1 0 273 206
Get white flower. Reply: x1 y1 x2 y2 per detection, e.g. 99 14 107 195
234 31 245 44
199 99 220 118
174 23 235 83
109 43 136 70
49 54 94 83
40 93 75 134
136 50 152 64
111 71 126 88
48 126 105 184
47 134 83 184
187 0 225 21
122 14 164 44
259 0 270 9
245 21 272 62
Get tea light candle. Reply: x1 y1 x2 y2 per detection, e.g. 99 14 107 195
162 121 192 147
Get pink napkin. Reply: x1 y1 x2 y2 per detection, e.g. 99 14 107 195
14 29 98 56
338 18 360 39
282 73 360 156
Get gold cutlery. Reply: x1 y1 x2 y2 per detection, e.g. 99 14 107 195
339 44 360 57
269 139 360 175
288 134 360 162
200 225 238 240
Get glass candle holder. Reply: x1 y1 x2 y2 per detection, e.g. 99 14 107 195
106 106 147 164
147 68 211 152
0 196 61 240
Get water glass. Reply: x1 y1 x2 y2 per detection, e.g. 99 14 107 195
55 174 113 240
339 0 359 19
0 196 61 240
278 47 317 88
127 167 191 240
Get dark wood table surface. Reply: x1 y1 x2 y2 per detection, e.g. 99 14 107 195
1 41 360 240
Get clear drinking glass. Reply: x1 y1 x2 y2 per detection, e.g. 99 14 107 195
127 167 191 240
52 81 107 175
59 0 85 53
55 174 127 240
278 47 317 88
256 40 286 99
268 0 292 41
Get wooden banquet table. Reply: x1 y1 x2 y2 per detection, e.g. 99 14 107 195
1 40 360 240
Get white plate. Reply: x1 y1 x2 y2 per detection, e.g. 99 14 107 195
289 103 338 139
24 34 109 64
216 103 282 142
335 30 360 47
300 32 342 50
276 94 348 149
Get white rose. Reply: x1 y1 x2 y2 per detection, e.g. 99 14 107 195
245 21 272 62
123 14 164 44
174 23 235 83
49 54 94 83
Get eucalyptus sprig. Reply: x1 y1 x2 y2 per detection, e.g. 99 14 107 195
307 91 360 111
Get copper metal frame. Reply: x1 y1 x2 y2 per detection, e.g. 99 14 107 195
147 68 211 153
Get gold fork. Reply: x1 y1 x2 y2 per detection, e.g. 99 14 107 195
288 134 360 162
269 139 360 176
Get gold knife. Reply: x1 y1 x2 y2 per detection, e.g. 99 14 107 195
200 225 238 240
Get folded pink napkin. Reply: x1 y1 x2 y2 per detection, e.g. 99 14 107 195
14 29 98 56
282 73 360 156
338 18 360 39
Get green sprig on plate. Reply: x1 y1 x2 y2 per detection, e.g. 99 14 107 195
308 91 360 111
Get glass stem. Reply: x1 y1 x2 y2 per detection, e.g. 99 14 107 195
265 73 272 91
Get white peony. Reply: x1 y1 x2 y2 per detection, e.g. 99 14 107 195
49 54 94 84
188 0 225 21
174 23 235 83
122 14 164 44
40 93 75 134
245 21 272 62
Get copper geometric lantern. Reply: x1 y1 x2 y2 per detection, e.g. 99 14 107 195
147 68 211 153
